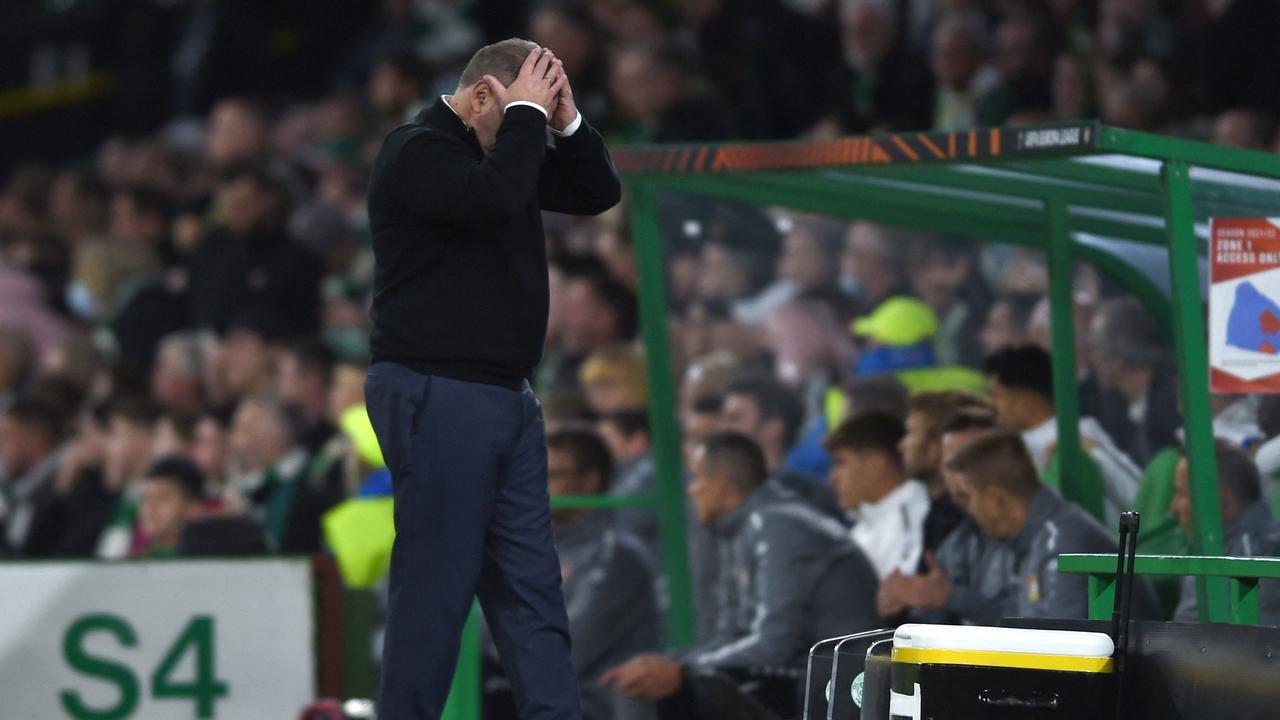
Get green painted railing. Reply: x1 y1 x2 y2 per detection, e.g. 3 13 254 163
1059 554 1280 625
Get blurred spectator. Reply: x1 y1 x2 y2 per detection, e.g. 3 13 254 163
205 98 269 171
226 396 314 552
192 412 231 493
0 327 32 415
678 351 741 435
1101 77 1164 132
930 12 998 130
721 374 837 515
151 331 208 414
1211 108 1275 150
982 11 1054 125
979 291 1041 359
49 169 110 243
1170 442 1280 625
840 222 908 316
578 344 647 415
843 374 911 422
907 238 990 368
1052 54 1096 121
1088 296 1180 467
530 1 610 123
985 345 1141 525
368 51 432 128
0 396 72 556
602 431 878 716
186 166 324 333
776 214 843 295
1024 290 1135 453
96 396 163 558
110 185 173 257
1206 393 1264 450
318 361 380 499
825 411 930 578
608 40 732 142
66 238 156 327
947 429 1158 619
852 296 986 395
153 412 199 461
598 409 658 551
785 366 919 483
220 311 287 405
290 203 361 278
699 233 779 313
545 428 662 720
763 296 856 398
135 456 206 558
107 186 191 371
551 260 639 391
278 338 339 454
828 0 933 132
679 299 764 365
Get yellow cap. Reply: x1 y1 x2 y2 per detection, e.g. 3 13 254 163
851 296 939 346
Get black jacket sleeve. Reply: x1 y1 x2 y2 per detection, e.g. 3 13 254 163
537 119 622 216
388 105 549 226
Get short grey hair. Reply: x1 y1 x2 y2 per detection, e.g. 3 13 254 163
458 38 539 89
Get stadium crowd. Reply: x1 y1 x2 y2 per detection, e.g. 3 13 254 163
3 0 1280 718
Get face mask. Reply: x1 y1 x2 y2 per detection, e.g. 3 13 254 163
65 281 98 321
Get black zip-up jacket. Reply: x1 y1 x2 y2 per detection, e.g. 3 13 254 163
367 98 621 389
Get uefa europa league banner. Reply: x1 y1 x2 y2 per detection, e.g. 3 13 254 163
0 559 315 719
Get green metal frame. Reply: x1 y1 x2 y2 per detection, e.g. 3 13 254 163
442 122 1280 719
612 121 1280 633
1059 554 1280 625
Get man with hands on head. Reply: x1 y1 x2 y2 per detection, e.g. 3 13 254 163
365 39 620 720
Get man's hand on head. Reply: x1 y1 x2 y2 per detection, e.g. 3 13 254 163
548 58 579 133
483 47 566 119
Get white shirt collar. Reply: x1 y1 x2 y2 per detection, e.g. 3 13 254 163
441 94 466 125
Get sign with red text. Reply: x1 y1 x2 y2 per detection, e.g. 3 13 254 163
1209 218 1280 393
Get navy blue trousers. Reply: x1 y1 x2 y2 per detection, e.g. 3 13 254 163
365 363 581 720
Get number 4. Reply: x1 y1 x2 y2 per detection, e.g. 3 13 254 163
151 616 229 718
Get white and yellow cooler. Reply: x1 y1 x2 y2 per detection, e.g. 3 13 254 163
886 624 1116 719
